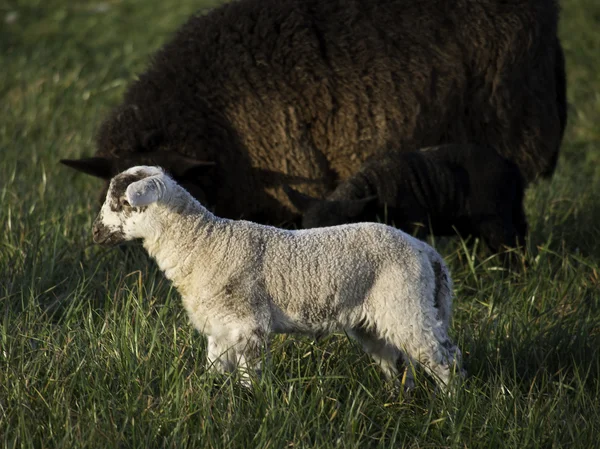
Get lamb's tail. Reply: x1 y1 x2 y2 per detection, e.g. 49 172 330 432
430 253 453 332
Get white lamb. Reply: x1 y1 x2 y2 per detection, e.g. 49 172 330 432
93 166 463 390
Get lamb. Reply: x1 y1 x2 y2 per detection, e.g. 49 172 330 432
285 144 528 254
63 0 565 225
93 165 463 390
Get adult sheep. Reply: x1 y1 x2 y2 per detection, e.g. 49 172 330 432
62 0 566 225
285 143 528 254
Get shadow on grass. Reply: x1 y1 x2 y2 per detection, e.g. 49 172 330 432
463 279 599 392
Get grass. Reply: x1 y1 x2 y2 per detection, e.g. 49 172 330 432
1 0 599 447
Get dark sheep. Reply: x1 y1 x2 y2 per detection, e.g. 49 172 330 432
285 144 528 254
61 0 565 225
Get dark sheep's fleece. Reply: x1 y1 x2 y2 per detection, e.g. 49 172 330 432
62 0 566 225
286 143 528 254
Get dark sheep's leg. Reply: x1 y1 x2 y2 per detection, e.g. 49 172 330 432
477 216 518 253
477 216 525 268
512 198 529 249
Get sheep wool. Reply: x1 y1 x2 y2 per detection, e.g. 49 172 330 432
286 143 528 254
93 166 463 390
64 0 565 225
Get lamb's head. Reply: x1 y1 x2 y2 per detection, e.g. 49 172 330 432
284 186 377 228
92 165 172 245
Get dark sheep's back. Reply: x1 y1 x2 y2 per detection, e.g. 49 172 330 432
92 0 563 223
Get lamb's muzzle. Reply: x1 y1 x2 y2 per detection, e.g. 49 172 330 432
95 165 465 391
92 220 109 244
92 219 117 245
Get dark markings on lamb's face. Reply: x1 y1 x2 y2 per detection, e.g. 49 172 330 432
93 171 149 245
109 173 145 213
92 219 125 246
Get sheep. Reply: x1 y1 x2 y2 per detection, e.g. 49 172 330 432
63 0 565 225
285 143 528 255
92 165 463 391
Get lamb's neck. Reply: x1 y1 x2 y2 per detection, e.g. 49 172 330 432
142 202 228 290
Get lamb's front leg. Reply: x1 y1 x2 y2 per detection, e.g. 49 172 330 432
233 326 270 387
210 327 269 387
476 216 520 254
206 335 237 374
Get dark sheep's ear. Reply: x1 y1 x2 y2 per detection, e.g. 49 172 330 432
60 157 113 179
175 160 216 180
145 149 215 179
340 196 378 218
139 129 163 151
283 185 318 212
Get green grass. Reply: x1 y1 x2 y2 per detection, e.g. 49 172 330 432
1 0 599 447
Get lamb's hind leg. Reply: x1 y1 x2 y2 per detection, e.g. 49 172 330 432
347 328 415 391
401 328 463 392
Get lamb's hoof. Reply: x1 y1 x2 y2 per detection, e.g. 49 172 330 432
388 370 415 401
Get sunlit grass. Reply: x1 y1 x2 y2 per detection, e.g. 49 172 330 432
1 0 599 447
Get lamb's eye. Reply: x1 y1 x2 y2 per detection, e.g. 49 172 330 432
122 199 131 207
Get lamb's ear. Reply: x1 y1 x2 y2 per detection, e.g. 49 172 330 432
339 196 378 218
125 176 166 207
60 157 113 179
283 185 319 212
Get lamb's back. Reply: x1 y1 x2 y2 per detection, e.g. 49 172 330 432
239 223 427 314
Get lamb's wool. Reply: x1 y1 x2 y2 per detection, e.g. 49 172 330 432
93 166 463 390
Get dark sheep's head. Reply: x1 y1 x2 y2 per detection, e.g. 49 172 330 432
61 104 216 205
284 185 377 229
61 150 215 205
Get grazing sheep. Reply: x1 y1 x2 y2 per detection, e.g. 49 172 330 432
285 144 528 254
64 0 564 224
93 166 463 390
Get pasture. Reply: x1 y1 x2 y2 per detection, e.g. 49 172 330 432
1 0 599 447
